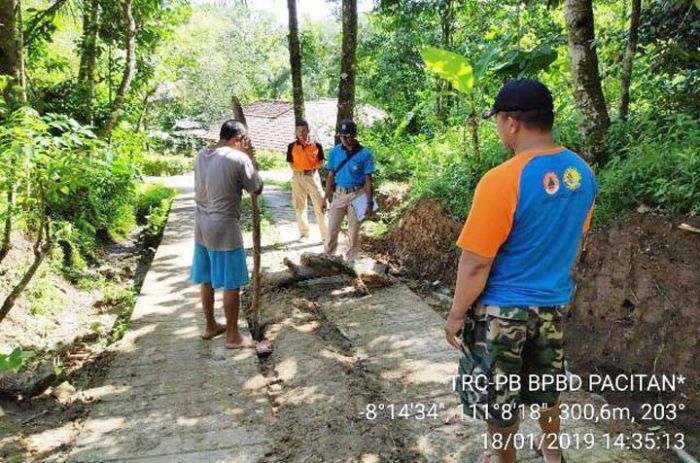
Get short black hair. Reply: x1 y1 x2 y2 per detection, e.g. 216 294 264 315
220 119 247 140
501 109 554 132
295 119 309 129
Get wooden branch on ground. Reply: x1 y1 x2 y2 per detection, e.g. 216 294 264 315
261 253 396 295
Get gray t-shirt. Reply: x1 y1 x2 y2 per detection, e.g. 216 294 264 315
194 146 263 251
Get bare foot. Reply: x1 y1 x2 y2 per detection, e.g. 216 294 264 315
201 323 226 340
225 335 256 350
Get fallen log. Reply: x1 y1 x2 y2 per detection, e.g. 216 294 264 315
261 253 397 294
261 253 351 289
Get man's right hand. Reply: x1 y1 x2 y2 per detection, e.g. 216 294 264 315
321 197 328 214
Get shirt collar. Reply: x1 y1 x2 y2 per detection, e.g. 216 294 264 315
341 142 363 156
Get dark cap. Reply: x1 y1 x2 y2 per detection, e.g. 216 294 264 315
338 118 357 136
483 79 554 119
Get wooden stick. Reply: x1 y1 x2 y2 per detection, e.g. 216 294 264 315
251 194 262 340
231 94 263 340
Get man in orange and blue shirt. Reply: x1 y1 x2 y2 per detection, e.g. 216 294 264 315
287 119 328 241
445 80 596 463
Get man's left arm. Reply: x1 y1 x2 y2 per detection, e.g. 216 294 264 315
363 150 375 217
363 174 374 218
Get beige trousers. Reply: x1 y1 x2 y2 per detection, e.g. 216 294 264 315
292 171 328 240
324 189 363 264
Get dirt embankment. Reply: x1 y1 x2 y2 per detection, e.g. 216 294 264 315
570 213 700 429
368 199 700 429
367 198 463 287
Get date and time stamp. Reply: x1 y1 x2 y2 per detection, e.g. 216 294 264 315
360 373 691 451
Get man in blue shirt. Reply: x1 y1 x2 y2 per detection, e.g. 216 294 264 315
322 119 375 266
445 80 596 463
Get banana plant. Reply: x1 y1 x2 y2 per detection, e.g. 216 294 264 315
422 37 558 160
421 46 488 160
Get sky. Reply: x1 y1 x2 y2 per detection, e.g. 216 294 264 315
199 0 375 24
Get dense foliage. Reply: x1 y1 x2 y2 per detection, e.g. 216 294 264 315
358 0 699 222
0 0 697 325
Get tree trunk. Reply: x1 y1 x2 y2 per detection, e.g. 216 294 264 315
0 189 13 262
99 0 136 140
78 0 100 119
335 0 357 139
618 0 641 121
0 0 19 102
287 0 305 122
15 0 25 102
436 0 454 124
0 0 22 262
564 0 610 165
231 95 245 123
0 208 50 324
468 96 480 161
136 86 156 132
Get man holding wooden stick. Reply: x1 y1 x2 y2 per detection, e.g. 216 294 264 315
190 119 263 349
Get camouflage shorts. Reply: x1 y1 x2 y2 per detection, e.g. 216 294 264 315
454 304 568 427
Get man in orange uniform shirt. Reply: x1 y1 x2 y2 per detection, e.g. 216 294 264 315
287 119 328 242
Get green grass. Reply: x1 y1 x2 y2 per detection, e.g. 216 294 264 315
139 153 193 176
265 179 292 190
240 195 274 232
256 150 288 171
27 274 66 317
136 182 179 225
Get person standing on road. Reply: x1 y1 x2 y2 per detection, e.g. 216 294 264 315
322 119 375 267
444 80 597 463
287 119 328 242
190 119 263 349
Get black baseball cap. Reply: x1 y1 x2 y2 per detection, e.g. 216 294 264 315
482 79 554 119
338 118 358 136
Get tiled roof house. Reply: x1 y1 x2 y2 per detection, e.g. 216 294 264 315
202 98 386 152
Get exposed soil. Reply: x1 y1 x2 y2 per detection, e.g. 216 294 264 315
0 216 162 461
366 199 462 287
0 230 144 354
247 279 424 463
569 213 700 431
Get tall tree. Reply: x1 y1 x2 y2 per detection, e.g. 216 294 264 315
618 0 641 121
0 0 24 263
287 0 305 122
335 0 357 136
99 0 136 139
78 0 100 120
436 0 454 124
0 0 19 102
564 0 610 165
15 0 25 103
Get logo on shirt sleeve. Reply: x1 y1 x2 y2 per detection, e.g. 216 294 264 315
563 167 582 190
543 171 560 195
